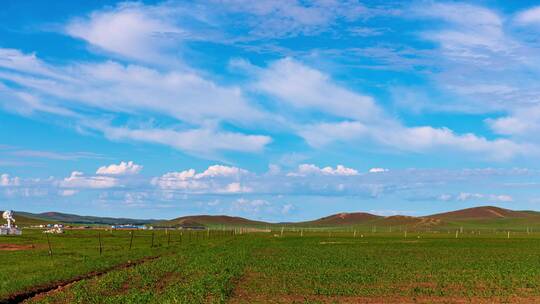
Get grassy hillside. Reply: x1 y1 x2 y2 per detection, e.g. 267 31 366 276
18 211 158 225
10 206 540 230
429 206 536 220
296 212 380 227
427 206 540 230
1 211 54 227
157 215 270 228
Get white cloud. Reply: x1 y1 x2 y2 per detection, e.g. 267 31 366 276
0 174 20 186
288 164 359 176
222 182 252 193
298 121 367 147
413 3 507 56
0 49 271 156
369 168 388 173
299 116 531 160
253 58 532 160
96 161 143 175
230 198 270 214
515 6 540 25
440 192 514 203
215 0 367 38
60 171 117 189
487 106 540 138
281 203 294 214
197 165 249 178
151 165 251 193
58 189 78 197
94 124 271 156
256 58 382 122
438 194 452 201
456 192 484 201
66 2 183 63
151 170 204 191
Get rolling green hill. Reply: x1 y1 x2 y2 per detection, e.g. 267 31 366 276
296 212 381 227
9 206 540 230
157 215 270 228
16 211 159 225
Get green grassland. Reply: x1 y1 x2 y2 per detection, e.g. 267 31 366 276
4 228 540 303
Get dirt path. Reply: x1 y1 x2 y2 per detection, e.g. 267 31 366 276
1 256 160 304
0 244 37 251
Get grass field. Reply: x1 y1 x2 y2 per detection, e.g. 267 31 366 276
3 229 540 303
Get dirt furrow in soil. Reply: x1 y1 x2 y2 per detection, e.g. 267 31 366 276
1 256 161 304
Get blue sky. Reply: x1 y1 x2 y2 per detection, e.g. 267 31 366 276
1 0 540 221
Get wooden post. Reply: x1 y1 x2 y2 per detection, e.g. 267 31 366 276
354 230 357 238
98 232 102 256
280 226 284 237
129 231 134 250
507 231 510 239
455 230 458 239
404 231 407 238
46 233 53 258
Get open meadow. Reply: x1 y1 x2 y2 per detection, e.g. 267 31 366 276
3 228 540 303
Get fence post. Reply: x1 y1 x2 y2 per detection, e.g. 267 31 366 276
98 232 102 256
129 231 134 250
46 233 53 258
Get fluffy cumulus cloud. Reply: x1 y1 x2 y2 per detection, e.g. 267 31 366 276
96 161 143 175
151 165 251 193
60 171 118 189
369 168 388 173
288 164 359 176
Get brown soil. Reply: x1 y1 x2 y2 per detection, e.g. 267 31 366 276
0 244 35 251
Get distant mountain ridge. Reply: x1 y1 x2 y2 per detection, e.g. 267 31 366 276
7 206 540 228
16 211 160 225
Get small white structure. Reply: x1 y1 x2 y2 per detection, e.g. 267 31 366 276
43 224 64 234
43 227 64 234
0 210 22 235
